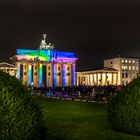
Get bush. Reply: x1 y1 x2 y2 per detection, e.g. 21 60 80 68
0 71 46 140
108 76 140 135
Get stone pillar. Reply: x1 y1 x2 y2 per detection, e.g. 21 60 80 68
28 64 32 86
105 72 107 85
17 62 20 79
72 63 76 86
46 63 52 87
100 72 102 85
56 63 62 87
33 63 39 87
53 63 57 87
96 73 98 86
66 64 71 86
62 63 66 87
116 73 118 85
39 63 43 87
111 72 113 85
23 62 28 85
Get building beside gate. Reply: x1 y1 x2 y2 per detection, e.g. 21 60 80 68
0 62 17 77
76 67 118 86
14 35 78 87
76 56 139 86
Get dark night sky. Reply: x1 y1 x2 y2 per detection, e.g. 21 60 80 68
0 0 140 71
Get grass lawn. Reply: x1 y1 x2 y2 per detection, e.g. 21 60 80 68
34 96 140 140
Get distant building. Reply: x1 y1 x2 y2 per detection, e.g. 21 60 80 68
0 62 17 76
76 67 118 86
12 34 78 87
76 56 139 86
104 56 139 85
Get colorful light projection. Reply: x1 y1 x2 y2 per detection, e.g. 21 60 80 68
17 63 20 79
28 64 32 85
72 64 76 86
62 64 66 87
16 49 51 62
39 64 43 87
16 49 77 63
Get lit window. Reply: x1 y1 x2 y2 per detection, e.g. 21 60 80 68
129 66 131 70
121 60 124 63
125 60 128 63
122 66 124 70
129 60 131 63
136 66 139 70
132 60 135 63
133 66 135 70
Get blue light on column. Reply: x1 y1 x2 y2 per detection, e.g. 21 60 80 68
62 64 66 87
39 64 43 87
53 64 57 87
17 63 20 80
28 64 32 86
72 63 75 86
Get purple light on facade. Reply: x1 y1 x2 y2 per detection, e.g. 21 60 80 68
72 63 76 86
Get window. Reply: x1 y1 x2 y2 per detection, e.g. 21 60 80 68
48 66 50 70
125 73 128 78
34 72 37 76
125 60 128 63
24 72 26 76
122 66 124 70
58 66 60 71
136 66 139 70
67 73 70 76
132 60 135 63
48 72 51 76
129 60 131 63
67 67 69 71
110 61 113 64
57 72 61 76
122 73 124 78
121 60 124 63
35 66 37 70
129 66 131 70
122 66 128 70
133 66 135 70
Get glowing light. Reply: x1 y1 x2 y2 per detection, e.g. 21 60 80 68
53 64 57 87
62 64 66 87
17 63 20 79
72 64 76 86
39 64 43 87
16 49 51 61
16 49 78 63
28 64 32 85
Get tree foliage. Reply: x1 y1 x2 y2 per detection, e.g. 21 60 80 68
108 76 140 135
0 71 46 140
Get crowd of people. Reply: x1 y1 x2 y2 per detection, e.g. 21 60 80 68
30 85 124 103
